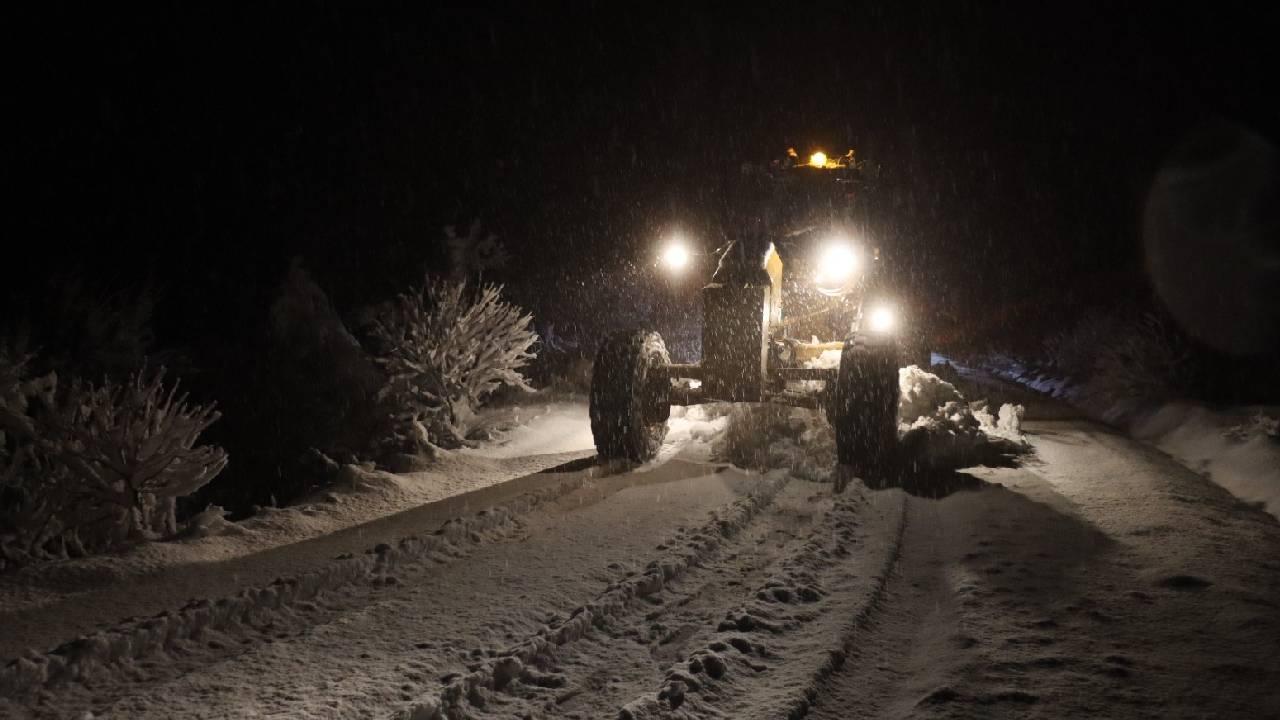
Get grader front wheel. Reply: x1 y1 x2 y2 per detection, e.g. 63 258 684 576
830 337 901 488
589 330 671 462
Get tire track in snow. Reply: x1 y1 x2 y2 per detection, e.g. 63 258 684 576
454 477 838 718
615 481 908 720
0 468 599 712
388 470 792 720
25 461 766 719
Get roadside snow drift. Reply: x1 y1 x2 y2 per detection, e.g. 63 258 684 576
1131 403 1280 519
461 401 595 458
968 353 1280 522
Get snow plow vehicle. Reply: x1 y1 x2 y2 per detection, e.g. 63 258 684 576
590 148 913 482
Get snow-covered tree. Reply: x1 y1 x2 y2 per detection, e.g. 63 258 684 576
0 348 51 441
0 348 65 568
1 357 227 567
369 279 536 450
43 369 228 542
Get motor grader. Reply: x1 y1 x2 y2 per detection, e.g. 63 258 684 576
589 148 912 481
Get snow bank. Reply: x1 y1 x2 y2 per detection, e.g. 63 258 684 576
1132 403 1280 518
0 424 594 619
460 401 595 458
969 354 1280 522
1 472 594 699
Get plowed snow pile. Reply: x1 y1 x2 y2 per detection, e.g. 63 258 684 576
662 404 733 463
897 365 1030 470
718 364 1029 478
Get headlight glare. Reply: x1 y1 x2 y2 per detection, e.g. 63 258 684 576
814 242 860 295
867 305 896 333
660 241 690 272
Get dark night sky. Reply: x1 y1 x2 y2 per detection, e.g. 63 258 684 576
6 2 1276 352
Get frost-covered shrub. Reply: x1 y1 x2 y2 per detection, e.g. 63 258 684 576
1 360 227 568
0 348 52 441
369 279 537 450
43 369 228 543
1090 313 1197 403
1042 310 1123 381
1042 309 1197 404
0 349 64 568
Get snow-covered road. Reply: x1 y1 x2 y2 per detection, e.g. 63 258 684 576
3 396 1278 718
811 421 1280 718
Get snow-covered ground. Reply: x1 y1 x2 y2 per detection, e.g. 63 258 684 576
961 355 1280 520
2 367 1278 719
0 400 597 654
461 401 597 459
1131 404 1280 519
811 421 1280 718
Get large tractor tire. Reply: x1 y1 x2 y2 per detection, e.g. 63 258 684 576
829 335 901 489
589 330 671 462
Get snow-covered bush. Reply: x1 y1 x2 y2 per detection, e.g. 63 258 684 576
1090 312 1197 403
43 368 228 543
1041 309 1197 405
1 360 227 568
0 349 64 568
369 279 537 450
1 348 52 440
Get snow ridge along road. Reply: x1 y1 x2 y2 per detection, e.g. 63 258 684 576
0 459 602 706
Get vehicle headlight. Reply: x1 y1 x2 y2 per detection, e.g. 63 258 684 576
814 242 860 295
867 305 896 333
660 241 690 272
